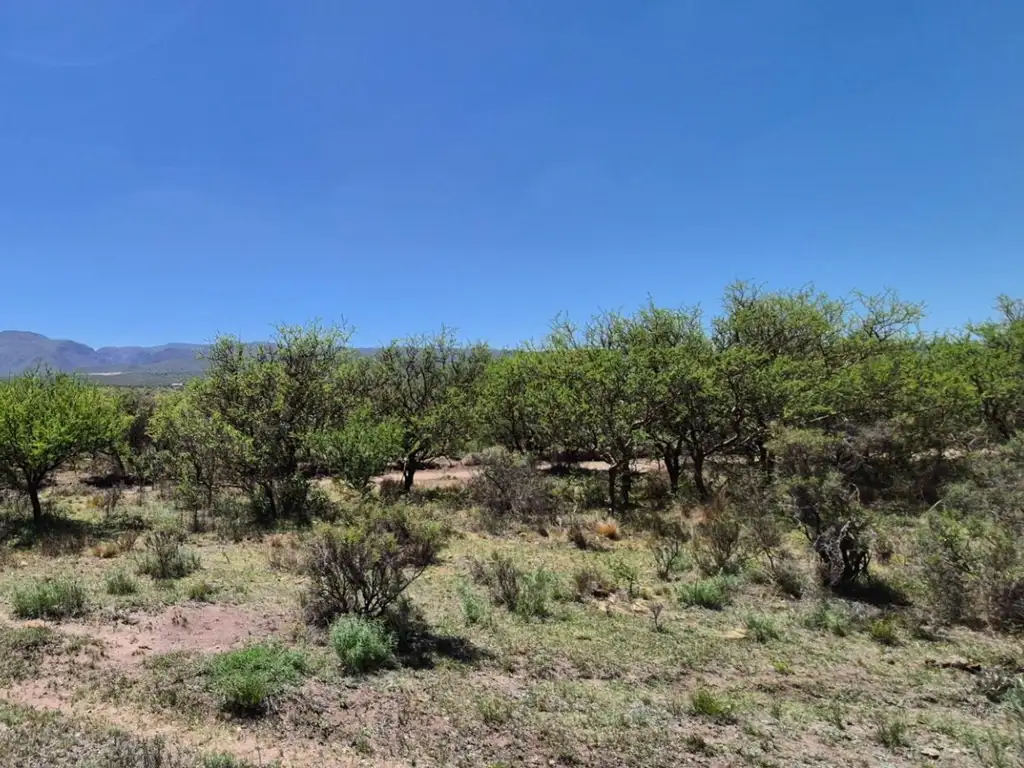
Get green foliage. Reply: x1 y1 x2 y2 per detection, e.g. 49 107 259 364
187 580 217 602
310 407 402 494
191 323 357 521
745 613 783 643
457 583 490 625
370 329 490 490
649 518 691 581
10 577 88 619
136 530 200 580
207 643 308 714
0 370 126 522
609 557 641 598
868 616 901 646
471 552 560 618
804 600 855 636
329 616 395 674
690 687 738 723
104 570 139 596
302 504 446 625
677 575 739 610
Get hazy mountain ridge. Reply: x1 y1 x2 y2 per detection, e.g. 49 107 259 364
0 331 208 376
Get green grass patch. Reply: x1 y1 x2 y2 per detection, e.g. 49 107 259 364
678 575 739 610
104 570 139 596
10 577 88 620
690 686 738 723
744 613 782 643
207 643 308 714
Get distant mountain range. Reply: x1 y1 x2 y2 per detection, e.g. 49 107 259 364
0 331 209 383
0 331 388 386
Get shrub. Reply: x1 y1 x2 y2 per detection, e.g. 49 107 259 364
678 575 739 610
11 577 88 619
804 600 855 637
609 557 641 598
813 520 872 588
458 583 490 625
265 533 303 573
187 580 217 602
690 686 737 723
874 714 909 749
207 643 308 714
745 613 782 643
571 566 611 601
649 519 691 581
467 449 556 529
136 529 200 580
302 504 446 626
767 558 807 600
105 570 139 596
869 616 901 646
471 552 559 618
330 615 395 673
693 503 747 576
595 520 620 540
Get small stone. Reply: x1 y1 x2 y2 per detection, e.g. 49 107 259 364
920 747 941 760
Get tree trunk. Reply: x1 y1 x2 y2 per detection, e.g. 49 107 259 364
692 452 708 500
28 483 43 526
662 445 681 494
607 463 618 514
620 466 632 510
402 456 417 492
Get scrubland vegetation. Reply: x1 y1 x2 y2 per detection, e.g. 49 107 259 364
0 283 1022 766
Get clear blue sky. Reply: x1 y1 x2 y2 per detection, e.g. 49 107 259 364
0 1 1021 348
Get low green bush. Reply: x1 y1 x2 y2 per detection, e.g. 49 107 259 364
330 616 395 674
105 570 140 596
677 575 739 610
11 577 88 619
207 643 308 714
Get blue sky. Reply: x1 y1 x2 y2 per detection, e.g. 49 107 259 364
0 1 1021 348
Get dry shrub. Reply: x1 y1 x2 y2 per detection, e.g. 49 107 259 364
693 490 749 576
649 515 691 580
467 448 555 529
302 504 446 626
572 565 613 600
266 533 303 572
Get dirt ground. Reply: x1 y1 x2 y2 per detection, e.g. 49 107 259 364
0 469 1022 767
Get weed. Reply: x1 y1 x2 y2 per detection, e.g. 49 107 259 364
678 575 739 610
690 686 737 723
609 557 640 598
874 714 909 749
207 643 308 714
869 616 901 646
804 600 854 637
105 570 140 596
745 613 782 643
571 566 611 601
476 693 516 726
330 615 395 674
10 577 88 620
458 583 490 625
649 525 690 581
187 580 217 602
136 530 200 580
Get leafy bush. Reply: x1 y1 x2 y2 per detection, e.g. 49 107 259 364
207 643 308 714
330 616 395 673
11 577 88 619
690 686 737 723
302 504 446 626
467 448 556 529
136 529 200 580
458 583 490 625
105 570 139 596
745 613 782 643
693 495 749 576
678 575 739 610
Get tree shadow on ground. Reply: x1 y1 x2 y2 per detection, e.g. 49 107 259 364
384 600 493 670
831 574 911 608
0 506 147 556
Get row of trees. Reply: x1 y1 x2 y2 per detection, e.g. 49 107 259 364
0 283 1022 526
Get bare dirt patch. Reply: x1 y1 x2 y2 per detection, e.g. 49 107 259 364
15 603 292 669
